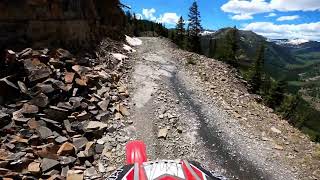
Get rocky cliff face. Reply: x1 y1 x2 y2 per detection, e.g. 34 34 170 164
0 0 124 50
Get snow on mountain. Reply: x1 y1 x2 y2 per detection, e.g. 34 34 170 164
288 39 310 45
200 30 215 36
268 38 310 46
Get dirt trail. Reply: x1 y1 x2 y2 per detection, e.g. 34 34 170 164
128 37 298 180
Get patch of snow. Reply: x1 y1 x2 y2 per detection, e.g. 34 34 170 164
112 53 128 61
125 35 142 46
123 44 136 53
268 38 309 46
200 30 215 36
288 39 309 45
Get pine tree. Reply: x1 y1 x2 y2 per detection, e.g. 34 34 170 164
260 73 272 97
169 30 176 42
133 13 139 36
187 1 202 53
175 16 185 48
208 38 216 58
279 94 300 119
188 1 202 36
151 23 155 36
225 27 238 66
248 44 265 93
266 80 287 108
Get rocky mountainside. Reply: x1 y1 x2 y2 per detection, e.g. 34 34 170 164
0 0 125 50
201 28 320 78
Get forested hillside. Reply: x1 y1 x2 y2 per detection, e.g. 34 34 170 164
199 28 320 141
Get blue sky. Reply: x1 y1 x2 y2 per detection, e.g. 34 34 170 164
121 0 320 41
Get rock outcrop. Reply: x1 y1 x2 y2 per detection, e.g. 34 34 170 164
0 0 125 50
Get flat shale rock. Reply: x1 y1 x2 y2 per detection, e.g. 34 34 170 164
118 104 130 116
67 170 83 180
37 126 53 139
73 137 88 150
72 65 90 76
97 99 110 111
23 59 52 82
44 106 69 121
55 136 68 144
84 167 100 178
28 162 41 174
21 103 39 114
12 110 30 123
65 72 75 84
30 93 49 107
83 142 95 157
59 156 77 166
41 158 59 172
85 121 108 131
57 142 76 156
34 83 55 94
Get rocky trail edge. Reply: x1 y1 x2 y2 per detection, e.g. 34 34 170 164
126 37 320 180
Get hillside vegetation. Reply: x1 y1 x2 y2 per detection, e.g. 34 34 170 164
200 28 320 141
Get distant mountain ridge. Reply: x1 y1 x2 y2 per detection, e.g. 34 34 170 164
268 38 310 46
200 28 320 79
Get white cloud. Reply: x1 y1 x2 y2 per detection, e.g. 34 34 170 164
276 15 300 21
270 0 320 11
142 8 157 21
140 8 180 26
221 0 271 17
265 13 277 17
242 21 320 41
221 0 320 20
231 14 253 20
157 13 180 25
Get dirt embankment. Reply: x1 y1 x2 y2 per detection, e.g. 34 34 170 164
0 0 125 50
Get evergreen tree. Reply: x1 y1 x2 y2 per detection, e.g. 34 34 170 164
248 44 265 93
260 73 272 97
188 1 202 36
208 38 216 58
124 12 169 38
169 30 176 41
132 13 139 36
279 94 300 119
225 27 238 66
267 80 287 108
175 16 185 48
126 11 132 24
151 23 155 36
229 27 238 64
187 1 202 53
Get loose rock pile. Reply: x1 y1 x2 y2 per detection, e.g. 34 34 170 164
0 41 132 179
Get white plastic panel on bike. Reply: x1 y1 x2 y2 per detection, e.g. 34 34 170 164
143 160 185 179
